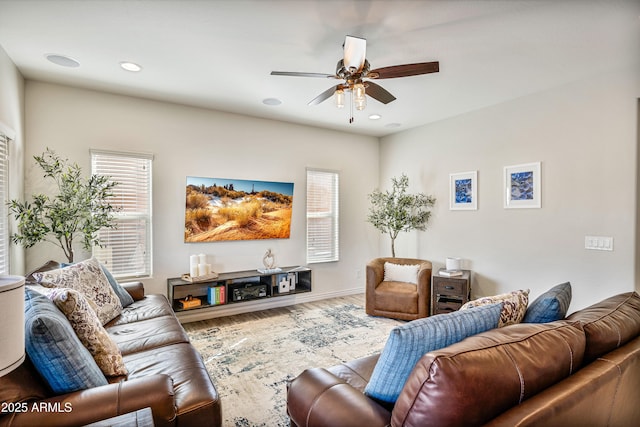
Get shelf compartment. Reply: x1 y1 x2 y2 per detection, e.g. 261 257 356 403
167 266 312 314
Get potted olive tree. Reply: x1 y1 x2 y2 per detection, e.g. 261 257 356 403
9 148 118 263
367 173 435 257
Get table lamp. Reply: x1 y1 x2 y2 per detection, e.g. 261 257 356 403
0 276 25 376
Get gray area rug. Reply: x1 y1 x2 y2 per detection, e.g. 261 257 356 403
183 294 401 427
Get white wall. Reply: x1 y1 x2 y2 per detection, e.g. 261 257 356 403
0 45 25 275
23 81 380 316
18 66 640 317
380 67 639 313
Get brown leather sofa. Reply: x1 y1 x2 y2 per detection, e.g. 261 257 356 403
366 258 432 321
0 278 221 427
287 292 640 426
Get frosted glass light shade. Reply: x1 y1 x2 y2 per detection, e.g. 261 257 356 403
353 83 366 111
334 89 345 109
0 276 25 376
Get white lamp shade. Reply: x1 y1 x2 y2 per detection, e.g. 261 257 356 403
0 276 25 376
445 257 462 271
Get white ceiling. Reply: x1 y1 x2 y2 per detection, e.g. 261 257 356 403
0 1 638 137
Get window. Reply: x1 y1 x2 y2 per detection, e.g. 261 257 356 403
0 133 8 274
91 150 153 279
306 169 339 263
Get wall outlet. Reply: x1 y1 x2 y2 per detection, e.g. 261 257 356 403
585 235 614 251
355 269 362 279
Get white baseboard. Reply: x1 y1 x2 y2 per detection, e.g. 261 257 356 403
176 287 364 323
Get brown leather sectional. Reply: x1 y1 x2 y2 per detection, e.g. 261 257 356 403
287 292 640 426
0 281 221 427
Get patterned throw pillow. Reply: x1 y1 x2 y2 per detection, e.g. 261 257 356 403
24 287 108 394
34 257 123 324
364 303 502 404
62 261 135 308
48 288 128 377
383 262 419 284
523 282 572 323
461 289 530 327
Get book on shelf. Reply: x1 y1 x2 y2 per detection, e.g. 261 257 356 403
439 269 463 277
207 286 226 305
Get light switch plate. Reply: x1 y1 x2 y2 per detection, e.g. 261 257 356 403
585 235 613 251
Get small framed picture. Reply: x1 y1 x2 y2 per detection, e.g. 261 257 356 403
504 162 541 208
449 171 477 210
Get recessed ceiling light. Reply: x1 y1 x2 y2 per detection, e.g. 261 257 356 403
45 54 80 68
262 98 282 106
120 61 142 72
385 123 402 128
368 114 382 120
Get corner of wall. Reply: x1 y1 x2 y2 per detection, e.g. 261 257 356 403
633 98 640 293
0 43 26 275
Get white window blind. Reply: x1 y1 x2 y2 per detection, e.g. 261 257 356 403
0 134 8 274
91 150 153 279
306 169 339 263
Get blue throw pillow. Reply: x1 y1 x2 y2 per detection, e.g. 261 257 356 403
364 303 502 404
523 282 572 323
100 264 134 308
24 287 108 394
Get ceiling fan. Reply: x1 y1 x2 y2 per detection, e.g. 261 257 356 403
271 35 439 122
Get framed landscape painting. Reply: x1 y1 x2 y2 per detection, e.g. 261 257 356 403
450 171 477 210
184 176 294 242
504 162 541 209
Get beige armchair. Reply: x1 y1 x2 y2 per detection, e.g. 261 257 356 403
365 257 432 321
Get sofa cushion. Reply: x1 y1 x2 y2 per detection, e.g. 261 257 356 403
106 315 191 355
523 282 572 323
24 287 108 394
328 354 380 393
48 288 128 377
34 257 123 324
364 303 502 404
383 262 419 284
374 281 419 315
566 291 640 362
461 289 530 327
106 294 175 327
392 321 585 427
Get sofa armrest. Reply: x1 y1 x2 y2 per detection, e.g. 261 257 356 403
121 281 145 301
1 374 176 427
287 368 390 427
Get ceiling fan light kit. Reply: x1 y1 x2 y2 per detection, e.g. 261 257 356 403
334 88 345 109
271 35 439 123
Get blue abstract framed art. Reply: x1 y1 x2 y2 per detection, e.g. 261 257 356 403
504 162 541 208
449 171 478 210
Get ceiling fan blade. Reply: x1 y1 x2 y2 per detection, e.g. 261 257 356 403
343 35 366 72
271 71 336 78
365 81 396 104
369 61 439 79
308 86 339 106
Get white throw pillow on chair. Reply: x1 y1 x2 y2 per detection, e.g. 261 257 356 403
383 262 419 284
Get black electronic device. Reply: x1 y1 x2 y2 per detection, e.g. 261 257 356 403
231 283 267 302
